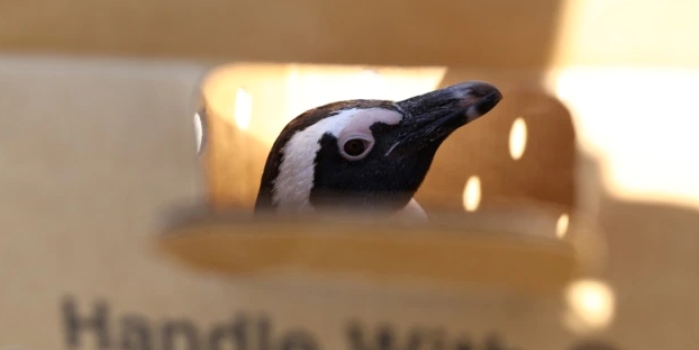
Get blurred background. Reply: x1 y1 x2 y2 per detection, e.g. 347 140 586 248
1 0 698 349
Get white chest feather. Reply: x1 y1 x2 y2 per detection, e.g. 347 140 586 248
389 198 429 223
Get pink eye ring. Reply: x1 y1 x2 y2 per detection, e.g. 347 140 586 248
339 136 374 160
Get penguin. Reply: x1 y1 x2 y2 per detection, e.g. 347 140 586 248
254 81 502 218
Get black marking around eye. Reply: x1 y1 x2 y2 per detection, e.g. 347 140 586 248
254 100 402 211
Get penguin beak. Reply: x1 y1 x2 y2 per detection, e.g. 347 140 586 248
387 81 502 156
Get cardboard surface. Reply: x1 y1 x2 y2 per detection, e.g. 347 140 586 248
1 56 698 350
2 1 697 68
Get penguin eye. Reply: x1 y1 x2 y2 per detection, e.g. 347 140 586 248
341 138 371 160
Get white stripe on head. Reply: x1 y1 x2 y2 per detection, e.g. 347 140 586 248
272 107 403 213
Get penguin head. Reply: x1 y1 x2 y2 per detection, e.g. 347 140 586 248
255 81 502 215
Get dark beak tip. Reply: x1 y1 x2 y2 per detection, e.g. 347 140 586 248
461 80 500 95
474 81 503 105
467 89 503 119
489 90 504 104
479 84 503 101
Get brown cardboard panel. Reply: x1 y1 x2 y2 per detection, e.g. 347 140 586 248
157 208 576 293
4 57 699 350
0 0 563 67
419 68 576 212
3 1 698 68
